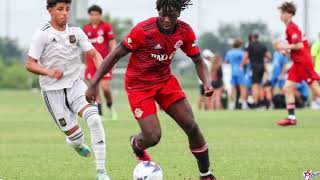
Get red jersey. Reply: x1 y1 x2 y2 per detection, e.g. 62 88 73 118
286 22 312 63
83 21 115 66
122 17 200 90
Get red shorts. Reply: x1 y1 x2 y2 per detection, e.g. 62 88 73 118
288 62 320 85
85 66 112 81
126 75 186 120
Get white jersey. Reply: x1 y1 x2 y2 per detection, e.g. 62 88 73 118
28 22 94 91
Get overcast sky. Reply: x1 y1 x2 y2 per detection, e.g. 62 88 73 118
0 0 319 48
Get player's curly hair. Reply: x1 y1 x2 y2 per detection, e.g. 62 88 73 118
156 0 192 13
47 0 72 10
279 1 296 15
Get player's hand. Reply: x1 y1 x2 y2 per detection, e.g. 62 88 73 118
204 84 214 97
85 84 98 104
47 69 64 80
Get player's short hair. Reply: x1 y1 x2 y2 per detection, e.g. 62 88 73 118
47 0 72 10
279 1 296 15
156 0 192 13
233 38 243 48
88 5 103 14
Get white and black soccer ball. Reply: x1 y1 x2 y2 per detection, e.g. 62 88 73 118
133 161 163 180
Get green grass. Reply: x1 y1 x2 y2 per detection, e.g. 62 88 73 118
0 89 319 180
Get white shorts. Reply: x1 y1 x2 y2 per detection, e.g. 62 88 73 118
42 79 89 132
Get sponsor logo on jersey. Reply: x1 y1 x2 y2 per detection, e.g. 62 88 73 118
89 36 104 44
134 108 144 119
174 40 183 49
69 35 76 44
150 51 176 62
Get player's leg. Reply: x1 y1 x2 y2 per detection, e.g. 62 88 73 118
69 80 108 179
95 86 103 116
157 76 216 179
130 114 161 161
42 90 91 157
127 88 160 161
101 77 117 120
277 80 297 126
239 85 248 109
165 99 216 179
213 87 223 110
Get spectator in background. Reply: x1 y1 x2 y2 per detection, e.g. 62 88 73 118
225 38 248 109
210 54 224 110
311 32 320 109
271 40 289 92
198 49 214 110
242 33 272 108
295 81 309 108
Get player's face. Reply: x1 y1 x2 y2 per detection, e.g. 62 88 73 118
280 10 291 22
89 11 102 24
49 3 70 26
158 8 180 32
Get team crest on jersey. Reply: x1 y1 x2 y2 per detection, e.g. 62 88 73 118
58 118 67 127
134 108 144 119
98 30 104 36
292 33 298 40
174 40 183 49
69 35 76 44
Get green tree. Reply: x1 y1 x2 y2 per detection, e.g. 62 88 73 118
199 21 276 56
0 37 23 65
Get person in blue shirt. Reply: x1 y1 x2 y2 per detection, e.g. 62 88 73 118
271 40 289 91
225 38 247 109
295 81 309 108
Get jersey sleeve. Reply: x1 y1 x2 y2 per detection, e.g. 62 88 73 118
28 30 46 60
224 52 230 63
121 25 145 51
287 26 302 44
105 23 116 40
77 28 94 52
181 27 201 57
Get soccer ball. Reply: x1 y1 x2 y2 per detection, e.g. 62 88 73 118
133 161 163 180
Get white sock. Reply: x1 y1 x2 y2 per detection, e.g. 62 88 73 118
288 115 296 120
65 126 84 148
83 106 106 171
200 170 212 177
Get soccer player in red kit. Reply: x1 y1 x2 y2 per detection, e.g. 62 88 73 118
277 2 320 126
83 5 117 120
86 0 217 179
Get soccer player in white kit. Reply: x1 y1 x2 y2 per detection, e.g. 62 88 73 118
25 0 109 179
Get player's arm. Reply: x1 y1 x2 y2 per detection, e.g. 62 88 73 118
86 45 129 102
264 51 272 61
279 42 304 51
26 30 63 79
240 52 250 68
85 48 103 68
278 63 287 80
109 39 117 51
192 55 214 97
25 57 63 79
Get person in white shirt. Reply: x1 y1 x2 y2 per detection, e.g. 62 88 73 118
25 1 109 179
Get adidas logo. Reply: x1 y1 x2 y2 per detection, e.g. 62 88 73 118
154 44 162 50
52 38 57 43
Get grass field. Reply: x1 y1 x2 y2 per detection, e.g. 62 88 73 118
0 89 319 180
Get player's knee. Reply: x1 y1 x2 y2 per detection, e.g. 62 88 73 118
83 106 102 129
65 127 84 147
144 131 161 147
184 121 201 137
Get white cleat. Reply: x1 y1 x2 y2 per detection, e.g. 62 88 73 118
96 171 110 180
